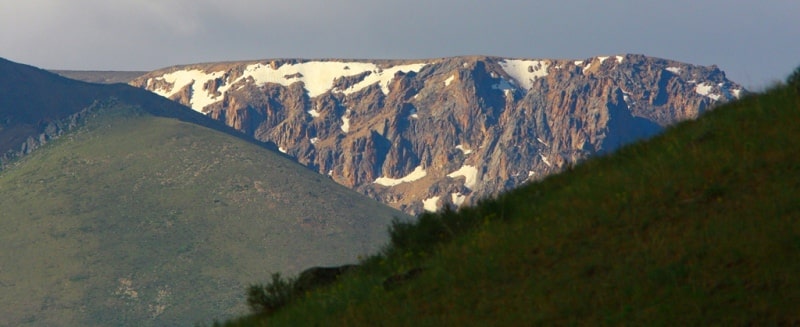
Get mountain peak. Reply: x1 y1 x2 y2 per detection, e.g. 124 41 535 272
131 54 744 214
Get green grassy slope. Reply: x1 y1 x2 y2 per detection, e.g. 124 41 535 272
0 103 403 326
226 79 800 325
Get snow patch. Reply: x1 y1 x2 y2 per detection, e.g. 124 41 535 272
444 75 455 86
695 82 713 96
307 109 321 118
310 137 319 144
422 196 441 212
499 59 549 90
341 116 350 133
536 137 548 147
695 82 721 101
615 55 624 63
623 94 633 108
574 60 584 65
665 67 682 74
373 166 427 187
597 56 609 64
278 147 287 154
528 171 535 177
732 88 743 99
455 144 473 155
539 154 551 167
149 69 228 113
447 165 479 189
451 192 466 206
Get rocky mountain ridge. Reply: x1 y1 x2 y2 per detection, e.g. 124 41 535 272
131 54 745 214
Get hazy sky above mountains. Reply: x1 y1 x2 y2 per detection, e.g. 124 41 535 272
1 0 797 89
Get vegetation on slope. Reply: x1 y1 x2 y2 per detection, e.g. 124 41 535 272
222 70 800 326
0 102 401 326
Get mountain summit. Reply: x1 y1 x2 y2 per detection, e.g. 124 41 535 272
132 54 745 214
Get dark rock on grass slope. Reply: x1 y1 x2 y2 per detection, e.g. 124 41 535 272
0 57 405 326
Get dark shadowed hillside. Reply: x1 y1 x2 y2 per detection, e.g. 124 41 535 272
0 58 405 326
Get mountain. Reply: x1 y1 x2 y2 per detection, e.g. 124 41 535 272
0 58 403 326
131 54 745 215
50 70 147 84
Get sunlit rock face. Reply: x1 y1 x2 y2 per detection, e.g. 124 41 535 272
133 54 745 214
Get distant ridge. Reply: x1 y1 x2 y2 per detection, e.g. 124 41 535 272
50 70 147 84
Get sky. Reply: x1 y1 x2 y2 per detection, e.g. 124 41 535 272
1 0 798 89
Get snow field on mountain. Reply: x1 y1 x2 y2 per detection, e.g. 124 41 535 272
149 61 429 112
422 195 440 212
374 166 427 187
341 116 350 133
447 165 479 190
451 192 466 206
148 69 228 112
444 75 455 86
499 60 549 90
455 144 473 155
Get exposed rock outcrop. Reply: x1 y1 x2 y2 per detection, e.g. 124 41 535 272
132 55 745 215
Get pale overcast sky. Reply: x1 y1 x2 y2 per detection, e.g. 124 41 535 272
1 0 797 89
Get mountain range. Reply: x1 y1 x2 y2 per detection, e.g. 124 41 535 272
130 54 745 214
0 53 749 325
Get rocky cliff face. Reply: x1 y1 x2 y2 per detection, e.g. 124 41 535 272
131 54 744 215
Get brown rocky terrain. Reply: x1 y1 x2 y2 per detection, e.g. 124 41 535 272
131 54 745 214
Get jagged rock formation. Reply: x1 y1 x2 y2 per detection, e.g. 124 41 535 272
132 54 745 215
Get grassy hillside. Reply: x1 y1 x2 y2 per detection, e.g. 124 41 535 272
222 77 800 325
0 103 403 326
1 57 256 168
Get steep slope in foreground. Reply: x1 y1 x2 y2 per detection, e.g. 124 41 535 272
0 82 403 325
132 55 745 215
229 80 799 325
